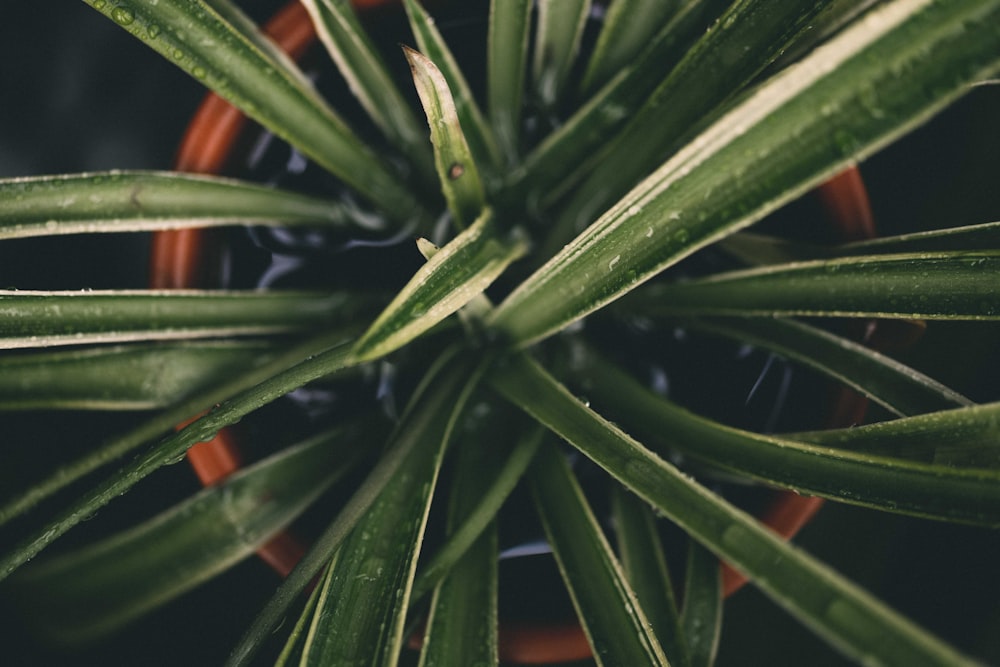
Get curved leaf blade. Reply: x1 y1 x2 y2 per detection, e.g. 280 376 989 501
300 0 433 173
0 290 349 349
532 0 591 110
0 341 278 410
490 0 1000 346
575 350 1000 526
530 440 669 667
612 485 690 667
10 423 366 642
578 0 683 96
0 328 360 528
226 348 465 666
405 46 486 229
0 336 361 582
545 0 834 250
0 171 367 240
678 316 972 417
503 0 729 210
300 354 482 666
634 252 1000 320
487 0 532 163
490 353 980 666
81 0 419 221
411 420 541 603
789 401 1000 468
418 436 504 666
402 0 502 173
680 540 722 667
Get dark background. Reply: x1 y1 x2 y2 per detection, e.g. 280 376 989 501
1 2 999 665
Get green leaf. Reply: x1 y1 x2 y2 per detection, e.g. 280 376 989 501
352 210 527 362
419 524 498 666
0 341 277 410
81 0 420 221
632 252 1000 320
843 219 1000 254
487 0 532 163
502 0 729 210
532 0 591 110
546 0 835 251
574 348 1000 525
0 289 350 349
680 540 723 667
611 485 690 667
490 0 1000 346
0 171 370 240
227 347 469 666
9 422 367 642
299 0 433 174
678 317 971 417
578 0 683 96
0 328 359 528
418 437 502 666
299 354 483 666
789 401 1000 469
405 46 486 229
0 335 362 583
411 419 542 603
723 220 1000 266
490 353 979 666
530 439 669 667
402 0 501 172
274 566 327 667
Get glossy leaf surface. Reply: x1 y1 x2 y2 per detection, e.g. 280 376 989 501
491 0 1000 346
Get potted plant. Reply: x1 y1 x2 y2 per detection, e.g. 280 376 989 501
1 0 999 665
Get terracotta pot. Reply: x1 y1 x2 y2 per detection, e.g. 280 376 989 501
150 2 890 662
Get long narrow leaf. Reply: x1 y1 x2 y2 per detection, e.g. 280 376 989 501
226 347 466 666
411 421 542 603
10 421 368 642
274 564 327 667
0 289 348 349
578 0 683 96
352 210 527 362
532 0 591 110
612 485 690 667
487 0 532 163
490 353 979 666
0 171 367 240
405 46 486 229
677 316 972 417
680 540 723 667
574 349 1000 525
0 327 360 528
0 337 362 582
788 401 1000 468
633 252 1000 320
844 219 1000 254
0 341 277 410
418 435 503 666
546 0 835 250
299 354 482 666
299 0 433 173
723 220 1000 266
81 0 420 221
502 0 730 210
490 0 1000 346
402 0 502 173
403 0 502 172
530 439 669 666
